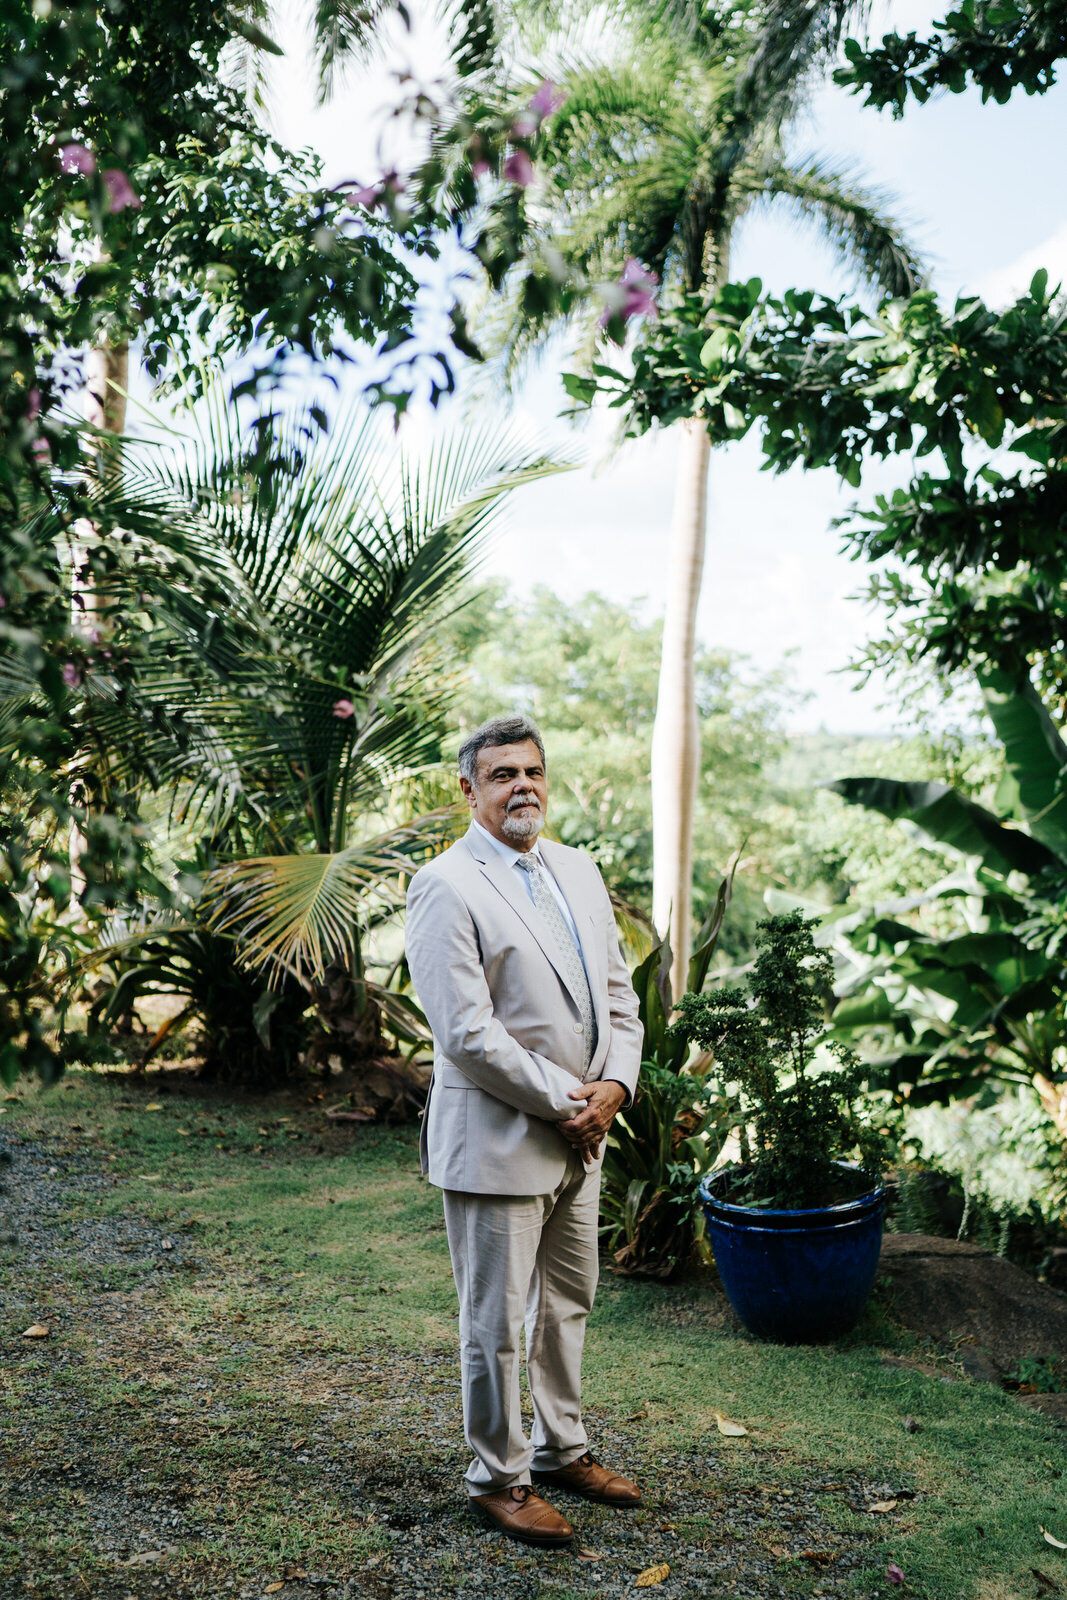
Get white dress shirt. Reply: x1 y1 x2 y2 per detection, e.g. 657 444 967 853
471 820 584 951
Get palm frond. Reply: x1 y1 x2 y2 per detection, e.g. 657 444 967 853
73 389 570 845
203 807 464 981
737 0 870 124
742 153 926 297
311 0 391 101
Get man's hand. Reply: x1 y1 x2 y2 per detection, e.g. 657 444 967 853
558 1080 627 1164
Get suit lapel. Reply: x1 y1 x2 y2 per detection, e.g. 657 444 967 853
462 827 587 1012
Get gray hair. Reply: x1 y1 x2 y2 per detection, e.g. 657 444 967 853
458 715 546 786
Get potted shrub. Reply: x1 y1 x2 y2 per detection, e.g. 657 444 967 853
673 910 893 1342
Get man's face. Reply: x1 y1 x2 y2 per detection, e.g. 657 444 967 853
460 739 548 850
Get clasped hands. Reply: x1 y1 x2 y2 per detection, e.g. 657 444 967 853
557 1079 626 1165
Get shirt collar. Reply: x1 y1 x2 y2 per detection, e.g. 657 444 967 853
471 818 545 869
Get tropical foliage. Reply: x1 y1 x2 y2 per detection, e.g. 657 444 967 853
834 0 1067 112
9 401 562 1082
599 860 738 1279
675 911 894 1208
820 671 1067 1148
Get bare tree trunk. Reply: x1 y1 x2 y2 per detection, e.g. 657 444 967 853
651 417 711 1002
70 338 129 901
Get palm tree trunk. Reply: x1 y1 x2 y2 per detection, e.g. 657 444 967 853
71 337 129 900
651 416 711 1001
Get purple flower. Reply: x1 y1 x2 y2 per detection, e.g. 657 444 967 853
342 182 380 208
59 142 95 176
510 111 539 139
503 149 535 188
61 663 81 689
27 388 41 421
102 169 142 212
887 1565 905 1586
332 698 356 719
530 80 565 119
599 257 659 329
471 158 491 179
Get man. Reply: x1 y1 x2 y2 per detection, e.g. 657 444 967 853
405 714 644 1547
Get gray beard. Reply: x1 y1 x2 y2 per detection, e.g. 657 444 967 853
501 805 545 843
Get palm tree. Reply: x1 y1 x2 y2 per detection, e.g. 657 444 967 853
456 0 924 994
51 391 566 1075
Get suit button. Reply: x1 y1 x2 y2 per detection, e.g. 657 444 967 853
573 1022 584 1033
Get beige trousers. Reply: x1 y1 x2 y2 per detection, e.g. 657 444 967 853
443 1151 601 1495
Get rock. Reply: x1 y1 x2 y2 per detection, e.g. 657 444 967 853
878 1233 1067 1373
1017 1393 1067 1422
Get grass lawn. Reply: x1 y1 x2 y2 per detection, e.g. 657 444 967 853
1 1068 1065 1600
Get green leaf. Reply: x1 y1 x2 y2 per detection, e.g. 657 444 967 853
980 668 1067 861
825 776 1060 879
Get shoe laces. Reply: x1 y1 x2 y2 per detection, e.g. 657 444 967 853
509 1484 533 1504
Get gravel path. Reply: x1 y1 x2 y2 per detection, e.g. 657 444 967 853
1 1129 898 1600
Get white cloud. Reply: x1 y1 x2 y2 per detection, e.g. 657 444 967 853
976 220 1067 306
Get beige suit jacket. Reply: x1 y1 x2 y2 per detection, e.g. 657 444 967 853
405 825 643 1194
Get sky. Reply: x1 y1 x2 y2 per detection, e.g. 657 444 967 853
138 2 1067 735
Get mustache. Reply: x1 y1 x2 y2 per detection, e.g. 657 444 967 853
506 793 542 813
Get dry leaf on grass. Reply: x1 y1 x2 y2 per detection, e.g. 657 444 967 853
282 1566 307 1581
626 1401 650 1421
635 1563 670 1587
799 1551 835 1565
1042 1527 1067 1551
713 1411 747 1436
576 1547 606 1561
144 1103 164 1112
1031 1568 1059 1590
22 1324 49 1339
868 1499 899 1514
887 1563 905 1585
264 1584 285 1595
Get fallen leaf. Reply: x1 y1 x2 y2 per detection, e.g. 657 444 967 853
22 1323 49 1339
126 1551 163 1566
264 1585 285 1595
800 1551 835 1565
656 1522 677 1533
769 1543 790 1558
161 1239 174 1251
887 1563 905 1585
635 1564 670 1587
282 1566 307 1581
1042 1527 1067 1551
144 1103 164 1112
233 1312 246 1323
138 1173 163 1181
868 1499 899 1514
1031 1571 1058 1592
576 1547 606 1561
626 1402 650 1422
176 1129 192 1137
714 1411 747 1437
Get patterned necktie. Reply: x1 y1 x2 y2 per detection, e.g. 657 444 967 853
515 854 598 1069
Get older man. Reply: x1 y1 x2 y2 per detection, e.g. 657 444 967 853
405 714 643 1545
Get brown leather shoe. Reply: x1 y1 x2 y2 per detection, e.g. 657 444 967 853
534 1451 642 1506
471 1483 575 1546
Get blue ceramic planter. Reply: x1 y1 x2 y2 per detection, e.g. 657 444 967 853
699 1165 886 1343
